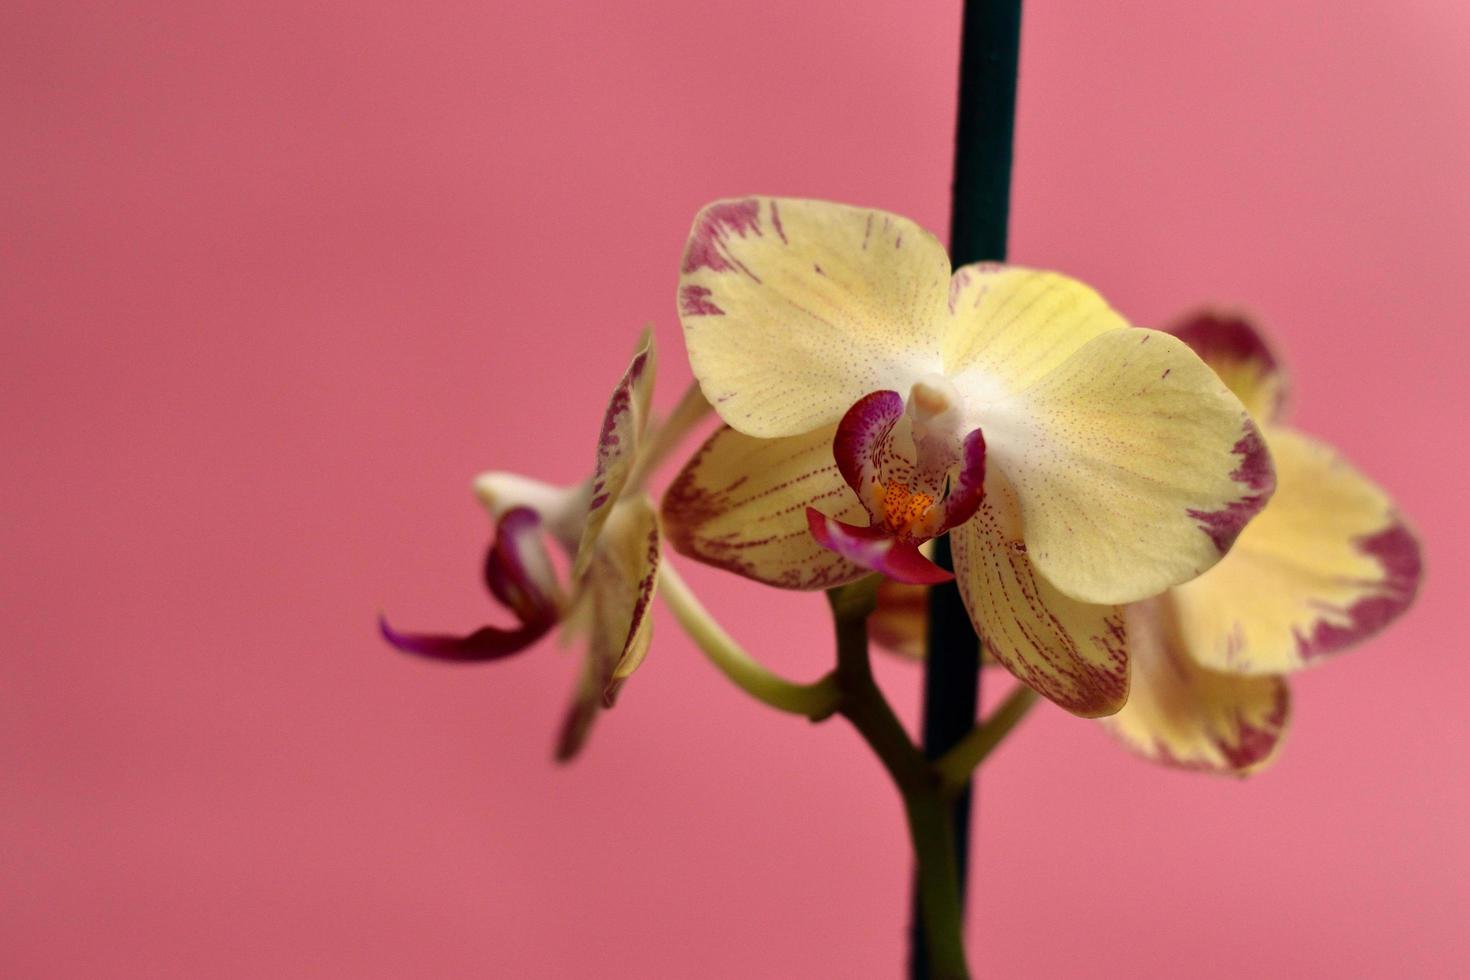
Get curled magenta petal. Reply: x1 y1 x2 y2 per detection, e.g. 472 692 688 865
378 614 551 663
805 508 954 585
483 506 562 626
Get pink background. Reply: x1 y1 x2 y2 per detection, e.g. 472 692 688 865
4 1 1467 976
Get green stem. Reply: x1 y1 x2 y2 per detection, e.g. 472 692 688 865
934 686 1039 797
659 559 840 719
829 582 970 980
916 3 1023 976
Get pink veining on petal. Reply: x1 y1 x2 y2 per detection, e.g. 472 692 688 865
679 284 723 317
939 428 987 529
586 347 649 513
1188 419 1275 552
1294 521 1423 662
805 508 953 585
952 505 1128 717
660 427 867 591
603 520 661 706
681 199 762 274
832 390 904 498
768 199 787 244
947 262 1005 314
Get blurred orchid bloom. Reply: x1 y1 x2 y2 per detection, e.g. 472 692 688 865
662 198 1274 716
381 334 661 759
1103 313 1423 773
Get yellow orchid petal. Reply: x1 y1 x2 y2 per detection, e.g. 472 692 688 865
951 473 1128 717
942 265 1131 392
678 198 949 438
1166 308 1287 423
981 328 1274 605
556 496 660 761
1171 426 1422 676
660 424 870 590
573 330 657 580
1104 596 1290 775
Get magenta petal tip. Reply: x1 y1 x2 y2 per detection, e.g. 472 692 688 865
378 613 549 663
805 508 954 586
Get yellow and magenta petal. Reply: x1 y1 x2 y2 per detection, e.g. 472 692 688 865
1171 426 1423 675
1103 596 1290 775
573 330 657 579
977 328 1275 605
556 496 661 761
660 424 869 590
951 474 1128 717
678 198 950 438
1167 309 1287 423
597 495 661 698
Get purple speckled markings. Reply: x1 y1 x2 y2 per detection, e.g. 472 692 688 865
808 388 986 580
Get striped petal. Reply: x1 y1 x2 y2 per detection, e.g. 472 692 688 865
1170 426 1423 675
1167 309 1287 423
573 330 656 579
1103 596 1290 775
660 424 869 590
951 474 1128 717
975 328 1274 605
678 198 949 438
556 496 660 761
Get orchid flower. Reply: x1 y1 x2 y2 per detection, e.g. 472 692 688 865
662 198 1275 717
862 313 1424 771
1102 312 1423 773
380 334 662 760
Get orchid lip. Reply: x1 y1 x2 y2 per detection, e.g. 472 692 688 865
831 387 987 546
806 507 954 585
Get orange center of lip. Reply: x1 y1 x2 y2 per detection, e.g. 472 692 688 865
880 482 935 536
